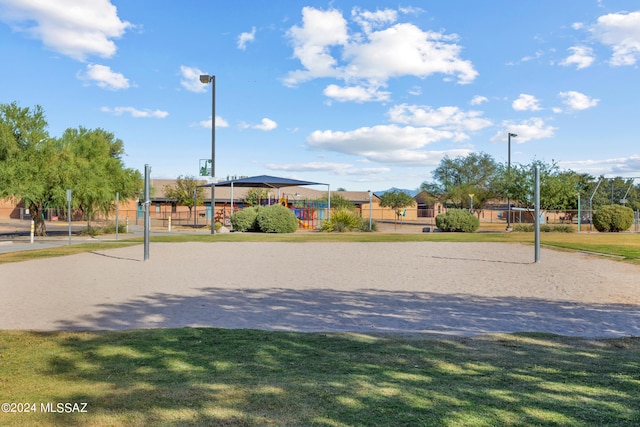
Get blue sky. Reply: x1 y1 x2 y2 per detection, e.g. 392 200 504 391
1 0 639 191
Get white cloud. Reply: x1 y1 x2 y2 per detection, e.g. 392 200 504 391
253 118 278 131
199 116 229 129
512 94 542 111
388 104 492 139
408 86 422 96
364 148 472 166
491 118 556 143
180 65 208 93
323 84 390 102
590 10 640 66
306 124 457 165
521 50 544 62
78 64 129 90
558 91 599 110
101 106 168 118
237 27 256 50
560 46 595 69
352 7 397 34
470 95 488 105
265 161 390 175
284 7 477 96
0 0 131 61
559 155 640 177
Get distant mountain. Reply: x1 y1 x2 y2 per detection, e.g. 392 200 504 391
374 187 420 198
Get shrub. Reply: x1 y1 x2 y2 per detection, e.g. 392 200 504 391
230 206 262 232
321 209 367 232
435 209 479 232
514 224 574 233
593 205 634 232
81 223 127 236
256 204 299 233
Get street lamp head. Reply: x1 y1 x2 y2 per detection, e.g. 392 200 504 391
508 132 518 138
199 75 212 84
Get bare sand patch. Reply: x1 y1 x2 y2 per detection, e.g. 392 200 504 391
0 242 638 337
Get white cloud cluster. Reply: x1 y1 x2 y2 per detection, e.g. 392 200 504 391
285 6 477 102
560 46 595 69
323 84 390 103
180 66 208 93
470 96 488 106
558 91 599 111
566 10 640 68
198 116 229 129
265 161 390 176
591 10 640 66
491 118 557 144
101 106 168 118
238 27 256 50
0 0 131 61
559 155 640 177
252 118 278 131
388 104 492 140
78 64 129 90
512 94 542 112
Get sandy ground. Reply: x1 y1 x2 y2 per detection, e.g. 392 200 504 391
1 241 639 338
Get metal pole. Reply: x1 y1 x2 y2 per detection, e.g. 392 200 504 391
67 189 72 245
506 133 516 231
210 76 216 234
368 190 372 231
577 193 581 233
115 192 119 241
589 178 602 232
534 165 540 263
193 187 197 228
144 164 150 261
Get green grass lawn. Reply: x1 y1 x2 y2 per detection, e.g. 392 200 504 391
1 329 638 426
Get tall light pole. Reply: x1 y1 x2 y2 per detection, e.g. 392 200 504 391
200 74 216 234
506 132 517 231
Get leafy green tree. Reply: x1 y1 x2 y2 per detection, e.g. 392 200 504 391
0 102 68 235
496 160 592 211
379 189 416 228
422 152 501 214
244 188 270 206
324 193 356 211
60 127 141 227
163 175 204 218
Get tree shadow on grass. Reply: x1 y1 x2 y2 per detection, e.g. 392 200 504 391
36 289 640 424
31 328 640 426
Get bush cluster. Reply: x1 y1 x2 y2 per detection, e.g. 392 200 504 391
320 209 374 232
592 205 634 232
231 205 299 233
257 204 299 233
230 206 262 232
435 209 479 232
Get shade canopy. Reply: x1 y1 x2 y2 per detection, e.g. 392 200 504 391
210 175 326 188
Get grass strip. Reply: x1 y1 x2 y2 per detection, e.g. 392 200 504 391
0 242 139 264
0 329 638 426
